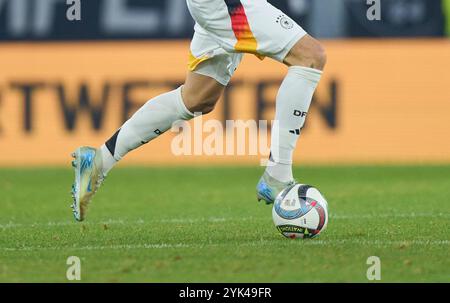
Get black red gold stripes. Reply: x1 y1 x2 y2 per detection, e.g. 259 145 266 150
224 0 258 54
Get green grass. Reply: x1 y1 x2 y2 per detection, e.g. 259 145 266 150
0 165 449 282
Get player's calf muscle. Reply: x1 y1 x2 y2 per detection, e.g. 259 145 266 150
284 35 327 71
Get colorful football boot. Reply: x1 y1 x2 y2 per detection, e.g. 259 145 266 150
70 147 104 221
256 171 296 204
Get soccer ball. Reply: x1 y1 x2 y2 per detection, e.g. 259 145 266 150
272 184 328 239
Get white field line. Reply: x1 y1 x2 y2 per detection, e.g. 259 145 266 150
1 239 449 252
0 212 449 230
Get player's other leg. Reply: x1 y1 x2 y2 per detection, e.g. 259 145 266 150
257 34 326 204
187 0 326 203
70 72 225 221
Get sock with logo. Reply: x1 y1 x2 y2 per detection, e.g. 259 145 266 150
100 86 194 175
266 66 322 182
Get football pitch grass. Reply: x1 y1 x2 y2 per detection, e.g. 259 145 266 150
0 165 449 283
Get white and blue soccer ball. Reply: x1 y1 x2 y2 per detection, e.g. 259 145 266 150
272 184 329 239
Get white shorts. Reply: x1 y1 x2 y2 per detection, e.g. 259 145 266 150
186 0 307 85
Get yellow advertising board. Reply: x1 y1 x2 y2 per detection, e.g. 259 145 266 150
0 40 450 166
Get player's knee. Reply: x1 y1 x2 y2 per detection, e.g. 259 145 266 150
183 91 220 114
191 97 219 114
286 38 327 71
311 43 327 70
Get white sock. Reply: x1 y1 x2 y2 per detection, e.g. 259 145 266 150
266 66 322 181
100 86 194 175
265 160 294 183
100 145 117 175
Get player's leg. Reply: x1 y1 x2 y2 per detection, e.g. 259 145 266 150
263 34 326 188
100 71 225 176
183 72 225 114
217 1 325 203
99 26 241 176
187 0 325 203
70 24 240 221
71 72 224 221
